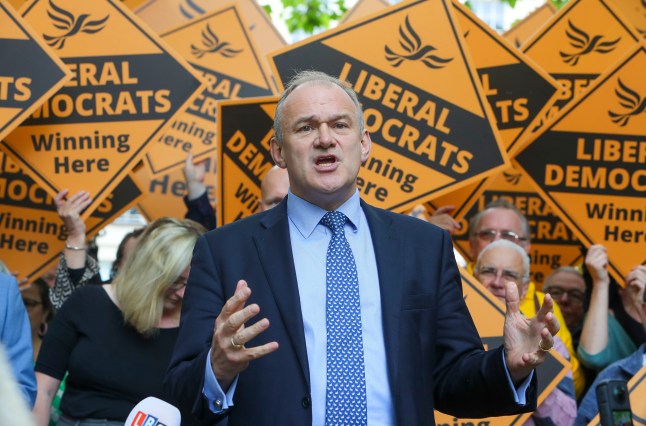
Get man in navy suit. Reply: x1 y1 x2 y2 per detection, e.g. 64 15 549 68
165 70 560 425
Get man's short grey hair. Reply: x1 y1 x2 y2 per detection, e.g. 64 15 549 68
469 198 531 244
543 266 584 291
273 70 364 144
475 239 531 284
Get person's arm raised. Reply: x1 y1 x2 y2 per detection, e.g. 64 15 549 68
579 245 610 355
54 189 92 269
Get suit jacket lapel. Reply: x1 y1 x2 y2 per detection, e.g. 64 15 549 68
362 201 403 393
255 200 310 388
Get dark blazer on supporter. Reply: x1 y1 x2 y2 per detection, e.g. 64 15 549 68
165 198 537 425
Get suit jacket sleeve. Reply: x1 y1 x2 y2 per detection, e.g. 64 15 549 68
164 235 226 422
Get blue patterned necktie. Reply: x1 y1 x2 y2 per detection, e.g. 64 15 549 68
320 211 367 426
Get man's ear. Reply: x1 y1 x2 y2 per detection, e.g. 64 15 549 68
270 137 286 168
360 130 372 163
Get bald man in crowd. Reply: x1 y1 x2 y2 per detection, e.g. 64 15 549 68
259 166 290 212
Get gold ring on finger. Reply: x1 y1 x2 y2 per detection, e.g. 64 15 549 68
231 337 244 350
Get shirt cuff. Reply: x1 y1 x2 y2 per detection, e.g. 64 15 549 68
502 350 533 405
203 348 238 413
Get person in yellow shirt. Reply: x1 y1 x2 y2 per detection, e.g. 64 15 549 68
467 198 585 398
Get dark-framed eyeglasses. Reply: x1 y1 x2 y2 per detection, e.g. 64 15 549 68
476 229 527 244
544 286 585 305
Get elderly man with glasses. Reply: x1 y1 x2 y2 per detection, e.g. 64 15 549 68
468 198 585 398
475 240 577 426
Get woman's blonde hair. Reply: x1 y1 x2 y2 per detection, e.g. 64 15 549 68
113 217 205 336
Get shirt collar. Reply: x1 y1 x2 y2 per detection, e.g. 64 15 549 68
287 189 361 238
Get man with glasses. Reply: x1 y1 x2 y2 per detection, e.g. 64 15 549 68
543 267 587 349
468 198 585 398
475 240 577 426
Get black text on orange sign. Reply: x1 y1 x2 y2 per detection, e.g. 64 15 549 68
545 138 646 192
0 76 32 101
339 62 473 174
31 61 170 119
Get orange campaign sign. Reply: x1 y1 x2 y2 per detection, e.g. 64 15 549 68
610 0 646 38
418 0 560 222
433 268 569 425
143 4 276 175
522 0 641 131
1 0 204 220
0 0 70 141
134 0 285 85
448 165 584 289
0 153 144 283
217 96 277 225
587 365 646 426
502 1 556 49
514 44 646 285
338 0 390 25
269 0 510 213
133 158 217 223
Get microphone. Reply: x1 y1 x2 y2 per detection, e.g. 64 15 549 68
124 396 181 426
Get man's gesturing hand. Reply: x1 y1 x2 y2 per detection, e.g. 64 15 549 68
503 280 560 383
210 280 279 390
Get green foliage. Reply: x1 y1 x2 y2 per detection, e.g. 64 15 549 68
263 0 348 35
498 0 568 10
550 0 569 9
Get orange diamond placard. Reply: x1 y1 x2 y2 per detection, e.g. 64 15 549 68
144 4 276 175
0 0 69 141
217 96 277 225
1 0 204 219
514 44 646 285
269 0 510 213
522 0 641 131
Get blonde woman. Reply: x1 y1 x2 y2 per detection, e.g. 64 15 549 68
33 218 205 425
